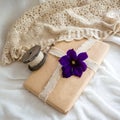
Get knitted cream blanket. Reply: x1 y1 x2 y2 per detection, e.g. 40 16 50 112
1 0 120 65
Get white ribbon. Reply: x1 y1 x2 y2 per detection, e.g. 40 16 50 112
38 39 99 102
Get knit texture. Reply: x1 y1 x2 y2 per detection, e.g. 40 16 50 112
1 0 120 65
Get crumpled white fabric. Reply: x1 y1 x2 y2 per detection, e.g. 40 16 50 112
0 0 120 120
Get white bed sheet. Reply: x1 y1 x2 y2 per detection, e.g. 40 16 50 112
0 1 120 120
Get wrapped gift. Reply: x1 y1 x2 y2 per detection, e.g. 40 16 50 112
24 39 110 114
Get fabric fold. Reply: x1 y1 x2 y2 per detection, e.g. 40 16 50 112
1 0 120 65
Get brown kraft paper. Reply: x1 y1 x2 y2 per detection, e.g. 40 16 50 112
24 39 110 114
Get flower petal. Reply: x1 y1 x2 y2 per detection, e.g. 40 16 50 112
59 55 70 66
79 61 87 72
67 49 77 60
78 52 88 61
62 66 72 78
73 67 83 77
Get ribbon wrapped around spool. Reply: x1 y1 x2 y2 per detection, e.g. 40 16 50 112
22 45 47 71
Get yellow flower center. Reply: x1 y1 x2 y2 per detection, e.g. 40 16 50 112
72 60 76 65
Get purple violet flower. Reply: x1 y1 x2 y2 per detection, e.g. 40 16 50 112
59 49 88 78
